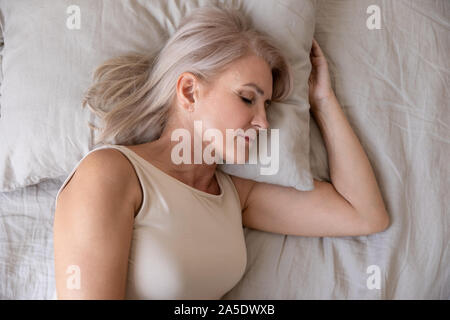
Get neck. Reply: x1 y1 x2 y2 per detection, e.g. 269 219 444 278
140 125 219 193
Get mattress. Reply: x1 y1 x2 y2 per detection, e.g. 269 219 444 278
1 0 449 299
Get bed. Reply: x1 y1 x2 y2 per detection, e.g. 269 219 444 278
1 0 449 299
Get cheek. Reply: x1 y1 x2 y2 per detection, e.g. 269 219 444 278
223 101 252 127
207 97 249 129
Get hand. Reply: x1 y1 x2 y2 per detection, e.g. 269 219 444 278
308 38 335 110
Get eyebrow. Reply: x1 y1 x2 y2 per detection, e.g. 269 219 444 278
242 83 265 96
242 83 272 103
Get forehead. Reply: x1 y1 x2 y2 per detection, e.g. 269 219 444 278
219 55 273 95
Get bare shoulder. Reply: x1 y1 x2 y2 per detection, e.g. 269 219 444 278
229 175 257 212
53 148 141 298
58 148 142 218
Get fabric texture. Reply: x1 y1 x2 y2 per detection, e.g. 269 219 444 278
52 144 247 299
0 20 3 105
223 0 450 299
0 0 316 192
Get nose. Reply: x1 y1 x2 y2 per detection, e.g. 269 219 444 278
251 105 270 130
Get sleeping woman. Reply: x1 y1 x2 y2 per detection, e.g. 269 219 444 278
53 5 389 299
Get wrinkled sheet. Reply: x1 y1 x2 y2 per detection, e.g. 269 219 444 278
1 0 449 299
0 178 61 299
225 0 450 299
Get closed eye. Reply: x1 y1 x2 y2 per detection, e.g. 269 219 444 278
241 97 272 110
241 97 254 105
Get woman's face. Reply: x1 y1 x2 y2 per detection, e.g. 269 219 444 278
184 54 273 164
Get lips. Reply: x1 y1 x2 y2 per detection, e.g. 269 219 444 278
246 135 256 142
237 134 255 144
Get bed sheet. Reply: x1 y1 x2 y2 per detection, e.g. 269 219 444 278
0 177 63 299
224 0 450 299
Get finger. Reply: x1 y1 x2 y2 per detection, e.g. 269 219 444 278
312 38 322 53
310 43 319 57
311 38 324 57
312 38 320 48
311 38 316 50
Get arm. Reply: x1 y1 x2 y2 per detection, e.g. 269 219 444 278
311 93 389 228
53 149 139 299
308 38 389 228
232 104 389 237
229 39 389 237
232 176 387 237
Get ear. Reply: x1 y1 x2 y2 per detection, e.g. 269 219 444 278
176 72 198 112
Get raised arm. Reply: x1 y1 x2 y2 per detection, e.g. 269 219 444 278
310 92 389 227
231 90 389 237
308 38 389 227
230 39 389 237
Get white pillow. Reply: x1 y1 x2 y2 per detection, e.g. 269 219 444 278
0 20 3 113
0 0 316 192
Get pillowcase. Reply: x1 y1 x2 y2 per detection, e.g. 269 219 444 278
0 0 316 192
0 20 3 114
217 0 316 190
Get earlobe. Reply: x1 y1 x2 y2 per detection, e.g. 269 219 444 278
178 100 194 113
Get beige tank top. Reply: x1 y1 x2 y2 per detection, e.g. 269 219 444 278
53 144 247 300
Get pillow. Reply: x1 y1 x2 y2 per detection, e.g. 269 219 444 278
0 19 3 114
217 0 316 190
0 0 316 192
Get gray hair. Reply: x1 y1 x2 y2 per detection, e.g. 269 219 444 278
83 4 293 146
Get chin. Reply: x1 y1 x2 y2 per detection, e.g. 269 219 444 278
221 146 249 164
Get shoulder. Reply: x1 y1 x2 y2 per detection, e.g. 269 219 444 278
58 147 142 217
229 174 257 212
81 148 136 186
53 147 140 299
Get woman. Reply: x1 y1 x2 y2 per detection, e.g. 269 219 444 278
53 6 389 299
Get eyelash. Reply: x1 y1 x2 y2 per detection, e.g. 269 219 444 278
241 96 271 109
241 97 254 105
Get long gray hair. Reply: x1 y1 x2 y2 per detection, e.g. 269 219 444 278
83 4 293 146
